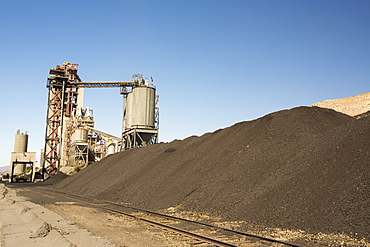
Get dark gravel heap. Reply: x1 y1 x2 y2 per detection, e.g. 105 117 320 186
52 106 370 240
42 171 68 185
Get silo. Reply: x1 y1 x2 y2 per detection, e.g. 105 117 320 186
14 130 28 153
123 86 156 131
72 128 88 143
122 84 158 150
13 130 28 175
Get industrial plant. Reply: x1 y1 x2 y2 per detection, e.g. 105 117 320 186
9 62 159 182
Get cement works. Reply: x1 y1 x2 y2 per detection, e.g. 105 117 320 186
9 62 159 181
4 63 369 245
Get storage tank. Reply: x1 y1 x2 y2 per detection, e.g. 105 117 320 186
13 130 28 175
123 86 156 131
14 130 28 152
72 128 88 143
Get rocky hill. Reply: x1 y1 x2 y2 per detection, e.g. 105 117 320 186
312 92 370 117
52 106 370 241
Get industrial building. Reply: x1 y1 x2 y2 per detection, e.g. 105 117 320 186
42 62 159 178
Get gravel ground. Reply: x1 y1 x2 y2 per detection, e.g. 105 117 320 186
51 106 370 243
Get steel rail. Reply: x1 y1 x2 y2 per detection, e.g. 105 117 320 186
106 208 236 247
30 187 235 247
33 187 300 247
102 199 300 247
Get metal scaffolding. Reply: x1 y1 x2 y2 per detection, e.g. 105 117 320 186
43 63 80 176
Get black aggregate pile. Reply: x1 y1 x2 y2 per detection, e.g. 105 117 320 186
52 106 370 240
42 171 68 186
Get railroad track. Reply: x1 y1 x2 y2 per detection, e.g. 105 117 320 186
21 186 300 247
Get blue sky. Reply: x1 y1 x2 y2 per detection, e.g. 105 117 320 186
0 0 369 167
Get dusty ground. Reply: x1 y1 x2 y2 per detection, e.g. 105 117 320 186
0 184 114 247
44 204 195 247
0 184 208 247
38 202 370 246
3 184 369 246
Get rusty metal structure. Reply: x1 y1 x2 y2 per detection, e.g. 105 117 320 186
43 63 80 175
43 62 159 177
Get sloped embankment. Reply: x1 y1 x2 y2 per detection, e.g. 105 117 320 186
52 106 370 240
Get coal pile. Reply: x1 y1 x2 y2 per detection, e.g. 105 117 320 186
52 106 370 240
42 171 68 186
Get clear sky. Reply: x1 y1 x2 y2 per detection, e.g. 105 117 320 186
0 0 369 167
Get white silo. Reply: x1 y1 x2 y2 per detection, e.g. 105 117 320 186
122 77 159 150
123 86 156 131
14 130 28 153
72 128 89 143
13 130 28 174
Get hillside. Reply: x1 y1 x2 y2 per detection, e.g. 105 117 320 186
312 92 370 117
52 106 370 240
0 166 9 173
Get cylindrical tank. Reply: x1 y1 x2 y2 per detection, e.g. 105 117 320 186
73 128 88 142
13 130 28 175
14 130 28 152
124 87 156 130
